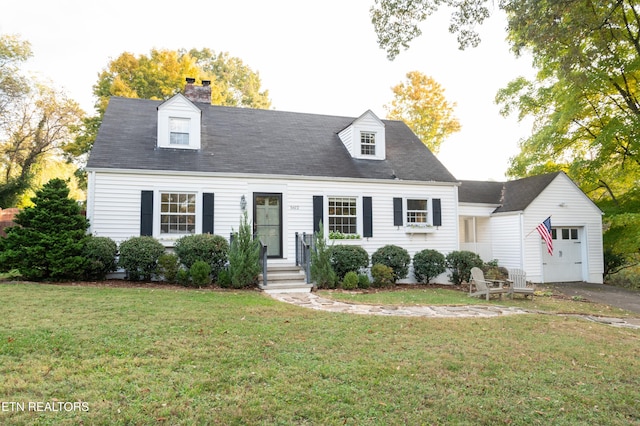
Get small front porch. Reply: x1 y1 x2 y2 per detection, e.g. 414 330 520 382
459 216 493 262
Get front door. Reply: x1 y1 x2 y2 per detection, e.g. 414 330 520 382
254 193 282 258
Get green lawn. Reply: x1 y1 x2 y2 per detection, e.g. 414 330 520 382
1 282 639 425
318 285 636 317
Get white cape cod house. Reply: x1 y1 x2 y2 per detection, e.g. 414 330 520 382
86 80 603 286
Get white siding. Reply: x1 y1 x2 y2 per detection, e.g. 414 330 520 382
522 174 603 283
490 213 524 270
89 170 458 282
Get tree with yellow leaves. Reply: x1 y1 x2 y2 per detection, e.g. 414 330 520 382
385 71 460 154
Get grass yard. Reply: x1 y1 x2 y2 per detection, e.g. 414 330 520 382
1 283 639 425
318 285 636 317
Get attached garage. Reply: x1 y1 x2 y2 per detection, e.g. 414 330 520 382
459 172 604 284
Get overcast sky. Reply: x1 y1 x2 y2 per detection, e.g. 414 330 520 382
1 0 536 181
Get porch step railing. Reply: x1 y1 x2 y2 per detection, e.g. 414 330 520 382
295 232 314 284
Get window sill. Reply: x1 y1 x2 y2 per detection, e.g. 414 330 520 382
404 226 436 234
328 238 363 244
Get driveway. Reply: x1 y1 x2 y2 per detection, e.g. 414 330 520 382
548 282 640 314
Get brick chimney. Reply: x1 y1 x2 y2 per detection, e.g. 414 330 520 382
183 78 211 103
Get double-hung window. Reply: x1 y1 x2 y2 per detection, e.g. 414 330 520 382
406 199 428 225
360 131 376 156
160 192 196 234
328 197 357 235
169 117 190 145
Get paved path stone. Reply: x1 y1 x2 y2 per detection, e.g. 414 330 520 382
269 292 640 329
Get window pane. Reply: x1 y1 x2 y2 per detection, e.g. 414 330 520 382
562 229 570 240
406 199 428 224
160 192 197 235
360 131 376 156
328 197 357 234
570 229 578 240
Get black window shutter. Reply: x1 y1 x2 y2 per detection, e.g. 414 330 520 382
202 193 214 234
313 196 323 233
393 197 403 226
432 198 442 227
363 196 373 238
140 190 153 236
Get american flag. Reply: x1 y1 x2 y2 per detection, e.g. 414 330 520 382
537 217 553 255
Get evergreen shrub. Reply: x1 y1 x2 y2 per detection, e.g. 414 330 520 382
174 234 229 280
357 273 371 289
412 249 446 284
311 222 337 289
158 253 180 283
84 236 118 280
371 263 394 288
0 178 89 281
371 244 410 282
342 271 359 290
228 213 261 288
445 250 483 285
329 244 369 280
190 260 212 287
118 236 165 281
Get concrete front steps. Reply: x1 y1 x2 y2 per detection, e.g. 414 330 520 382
259 264 313 294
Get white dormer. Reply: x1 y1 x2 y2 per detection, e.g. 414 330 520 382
157 94 202 150
338 110 386 160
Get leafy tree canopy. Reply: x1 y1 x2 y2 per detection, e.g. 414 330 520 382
69 48 272 160
385 71 461 153
0 35 84 207
371 0 640 269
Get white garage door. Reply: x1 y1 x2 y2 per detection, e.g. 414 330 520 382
543 227 583 282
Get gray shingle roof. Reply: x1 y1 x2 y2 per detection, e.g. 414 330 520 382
459 172 563 212
87 97 458 183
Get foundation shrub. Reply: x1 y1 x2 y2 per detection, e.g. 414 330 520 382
371 263 394 288
371 244 410 282
329 244 369 281
445 250 483 285
84 236 118 280
413 249 446 284
342 271 359 290
158 253 180 283
118 236 165 281
174 234 229 281
190 260 212 287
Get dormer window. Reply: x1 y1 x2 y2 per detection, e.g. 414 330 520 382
169 118 190 145
157 94 202 150
338 110 386 160
360 131 376 156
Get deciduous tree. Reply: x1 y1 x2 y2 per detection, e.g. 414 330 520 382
69 48 272 159
385 71 461 153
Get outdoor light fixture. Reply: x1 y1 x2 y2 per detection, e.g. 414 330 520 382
240 195 247 211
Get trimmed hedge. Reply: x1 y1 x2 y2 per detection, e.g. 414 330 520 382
84 236 118 280
329 245 369 280
371 244 410 282
118 236 165 281
413 249 446 284
174 234 229 280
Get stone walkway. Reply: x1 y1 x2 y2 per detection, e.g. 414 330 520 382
269 292 640 329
